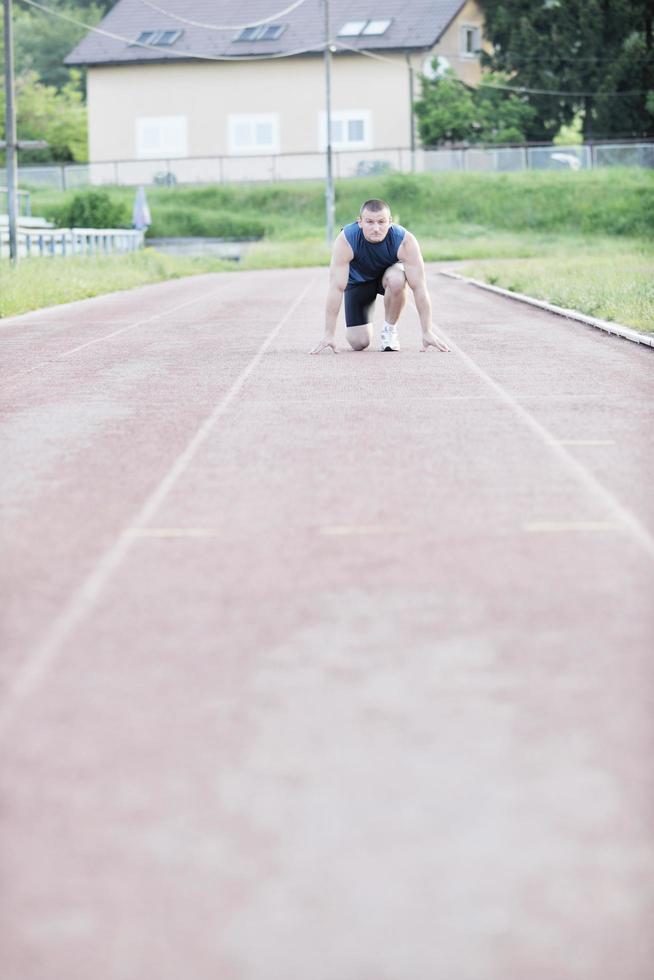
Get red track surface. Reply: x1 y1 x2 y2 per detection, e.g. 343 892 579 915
2 266 653 979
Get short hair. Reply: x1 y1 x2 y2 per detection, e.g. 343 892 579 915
359 198 391 216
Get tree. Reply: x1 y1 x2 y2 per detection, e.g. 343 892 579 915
475 72 537 143
414 68 536 145
414 73 478 144
479 0 654 140
0 2 104 162
13 2 104 92
0 70 88 162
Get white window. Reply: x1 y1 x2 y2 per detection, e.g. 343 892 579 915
319 111 371 150
228 114 280 155
132 29 183 47
362 20 392 36
338 19 392 37
136 115 187 158
338 21 367 36
235 24 285 41
460 25 481 57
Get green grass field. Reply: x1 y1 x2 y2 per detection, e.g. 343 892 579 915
458 250 654 333
2 170 652 329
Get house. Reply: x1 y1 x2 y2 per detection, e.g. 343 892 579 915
66 0 487 183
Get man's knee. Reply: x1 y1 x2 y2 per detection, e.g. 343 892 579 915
383 268 407 294
347 324 372 350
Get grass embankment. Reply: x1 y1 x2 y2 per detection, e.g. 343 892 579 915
3 169 652 328
0 249 237 319
458 250 654 333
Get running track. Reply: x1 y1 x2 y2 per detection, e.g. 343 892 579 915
1 266 653 979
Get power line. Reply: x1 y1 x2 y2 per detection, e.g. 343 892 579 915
334 42 650 97
17 0 324 61
136 0 310 32
15 0 652 97
477 82 648 98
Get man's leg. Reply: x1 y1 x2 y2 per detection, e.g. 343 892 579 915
380 264 407 351
344 282 378 351
346 324 374 350
381 263 407 324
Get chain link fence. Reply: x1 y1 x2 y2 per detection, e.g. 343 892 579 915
14 141 654 191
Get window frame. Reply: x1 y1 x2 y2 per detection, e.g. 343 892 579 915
132 29 183 47
459 24 481 58
319 110 372 151
338 18 392 37
362 19 392 36
135 115 188 159
227 113 281 155
234 24 286 41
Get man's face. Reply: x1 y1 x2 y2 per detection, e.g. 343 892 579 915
358 207 391 243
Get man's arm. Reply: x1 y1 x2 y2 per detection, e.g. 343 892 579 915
309 233 353 354
398 233 450 352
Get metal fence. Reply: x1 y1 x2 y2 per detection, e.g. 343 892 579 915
13 140 654 190
0 187 32 215
0 226 145 260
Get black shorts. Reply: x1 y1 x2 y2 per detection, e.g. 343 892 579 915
344 277 385 327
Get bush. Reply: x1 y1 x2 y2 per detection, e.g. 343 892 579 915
51 190 129 228
147 206 265 239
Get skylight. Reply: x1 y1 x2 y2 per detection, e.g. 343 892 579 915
235 24 286 41
363 19 392 36
338 19 392 37
338 21 367 36
133 29 183 47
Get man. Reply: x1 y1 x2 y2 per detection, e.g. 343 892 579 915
310 198 450 354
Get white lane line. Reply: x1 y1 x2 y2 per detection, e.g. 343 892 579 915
413 298 654 562
524 521 624 533
59 295 219 356
556 439 616 446
127 527 222 538
319 525 408 536
0 281 314 740
2 287 227 385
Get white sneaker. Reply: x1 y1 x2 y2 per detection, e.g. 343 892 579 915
380 325 400 352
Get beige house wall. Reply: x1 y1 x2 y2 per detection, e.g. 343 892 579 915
86 1 487 164
87 55 414 161
427 0 487 86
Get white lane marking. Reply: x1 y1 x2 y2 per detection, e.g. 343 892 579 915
524 521 624 533
557 439 616 446
2 285 227 385
0 281 314 740
127 527 222 538
319 525 408 536
411 297 654 561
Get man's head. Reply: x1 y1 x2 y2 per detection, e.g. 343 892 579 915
357 199 392 243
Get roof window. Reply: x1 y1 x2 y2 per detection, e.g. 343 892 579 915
363 19 392 36
338 19 392 37
132 29 183 47
338 21 367 36
235 24 286 41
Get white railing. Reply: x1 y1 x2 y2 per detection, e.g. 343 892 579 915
0 226 145 260
0 186 32 216
14 140 654 189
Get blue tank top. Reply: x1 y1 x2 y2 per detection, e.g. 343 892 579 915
343 221 407 287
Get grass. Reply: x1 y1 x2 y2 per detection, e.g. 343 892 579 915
457 247 654 333
29 168 654 241
3 170 652 328
0 249 235 319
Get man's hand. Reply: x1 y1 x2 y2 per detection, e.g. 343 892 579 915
421 329 450 353
309 337 339 354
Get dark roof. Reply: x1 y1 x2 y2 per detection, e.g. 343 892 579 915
66 0 467 66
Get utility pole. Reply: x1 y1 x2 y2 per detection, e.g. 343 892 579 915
3 0 19 263
323 0 334 246
406 54 416 173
